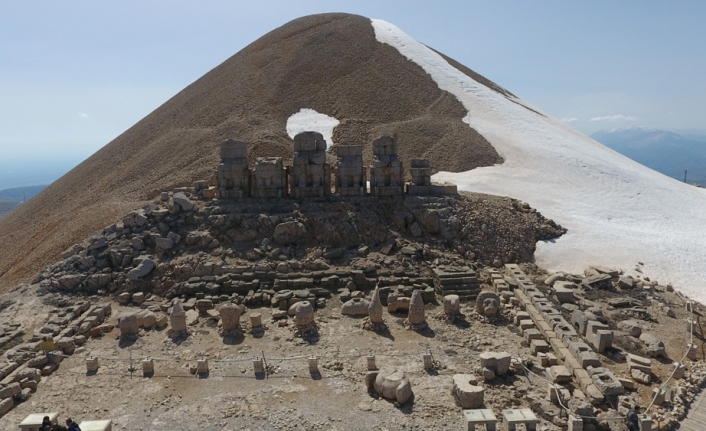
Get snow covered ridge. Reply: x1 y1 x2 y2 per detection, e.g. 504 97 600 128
371 19 706 301
286 108 339 151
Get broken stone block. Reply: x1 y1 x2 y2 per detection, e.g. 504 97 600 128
627 353 652 374
476 291 500 316
479 352 512 376
373 369 413 404
127 258 155 281
341 298 371 316
172 192 194 211
117 313 139 337
169 300 187 334
443 294 460 317
617 320 642 337
553 281 575 304
631 368 651 384
482 367 495 381
219 303 244 333
639 333 666 358
587 366 624 396
405 290 427 330
452 374 484 408
547 365 571 383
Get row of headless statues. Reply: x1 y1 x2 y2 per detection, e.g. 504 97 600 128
216 132 450 199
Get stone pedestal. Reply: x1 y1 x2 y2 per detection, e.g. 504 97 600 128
142 359 154 377
216 139 251 199
86 357 99 373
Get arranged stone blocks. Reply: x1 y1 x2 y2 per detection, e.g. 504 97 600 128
253 157 286 199
335 145 366 196
216 139 251 199
289 132 331 198
370 136 404 196
431 266 480 300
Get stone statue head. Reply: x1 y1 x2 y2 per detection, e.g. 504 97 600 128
476 291 500 316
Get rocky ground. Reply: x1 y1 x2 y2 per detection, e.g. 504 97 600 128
0 190 703 430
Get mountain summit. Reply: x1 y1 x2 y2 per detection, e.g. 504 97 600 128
1 13 705 300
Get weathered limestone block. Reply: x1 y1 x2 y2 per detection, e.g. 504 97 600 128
172 192 194 212
289 132 331 198
169 300 187 334
547 365 572 383
553 281 575 304
341 298 370 316
443 294 460 316
0 397 12 415
631 368 651 384
335 145 366 196
627 354 651 374
405 290 427 330
117 313 139 337
136 309 156 329
639 333 667 358
476 291 500 316
452 374 484 408
617 320 642 337
387 294 410 312
127 258 155 281
370 135 404 196
587 366 624 396
368 286 384 323
479 352 512 376
373 369 413 404
293 301 315 330
217 139 251 199
253 157 286 199
219 303 244 332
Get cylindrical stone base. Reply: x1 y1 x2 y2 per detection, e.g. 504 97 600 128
250 313 262 327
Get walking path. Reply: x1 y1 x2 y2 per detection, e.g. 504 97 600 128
679 384 706 431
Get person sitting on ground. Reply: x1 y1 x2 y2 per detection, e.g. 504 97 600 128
626 405 641 431
39 416 53 431
65 418 81 431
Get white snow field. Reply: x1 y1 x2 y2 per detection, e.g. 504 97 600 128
372 19 706 301
286 108 339 151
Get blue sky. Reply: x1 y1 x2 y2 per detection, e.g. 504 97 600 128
1 0 705 164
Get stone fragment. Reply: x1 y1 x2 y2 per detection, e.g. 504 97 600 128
172 192 194 211
169 300 187 334
127 258 155 281
443 294 460 316
476 291 500 316
373 369 413 404
219 303 244 332
617 320 642 337
547 365 571 383
452 374 484 408
341 298 371 316
117 313 139 337
639 333 667 358
405 290 427 330
631 368 651 384
368 286 384 324
479 352 512 376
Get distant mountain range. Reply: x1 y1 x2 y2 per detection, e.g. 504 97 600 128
0 185 46 218
591 127 706 185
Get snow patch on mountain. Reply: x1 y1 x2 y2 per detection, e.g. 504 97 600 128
372 18 706 301
286 108 339 151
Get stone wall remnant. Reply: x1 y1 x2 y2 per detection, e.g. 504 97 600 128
216 139 251 199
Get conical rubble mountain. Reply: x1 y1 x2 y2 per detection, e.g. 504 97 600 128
0 13 509 289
